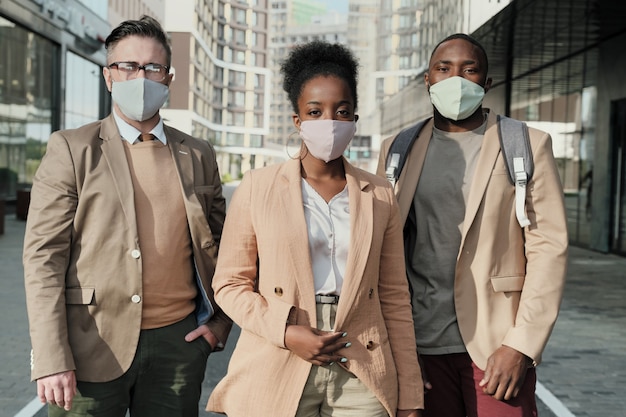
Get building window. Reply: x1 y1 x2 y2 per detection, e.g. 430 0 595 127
0 16 59 196
225 132 244 146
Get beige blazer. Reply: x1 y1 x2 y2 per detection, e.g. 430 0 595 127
23 114 232 382
376 110 568 370
207 158 423 417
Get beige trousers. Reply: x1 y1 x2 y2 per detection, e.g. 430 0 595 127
295 303 389 417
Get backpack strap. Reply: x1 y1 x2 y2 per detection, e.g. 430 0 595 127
497 115 534 228
385 117 431 187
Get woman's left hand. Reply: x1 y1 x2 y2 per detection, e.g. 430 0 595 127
285 324 349 366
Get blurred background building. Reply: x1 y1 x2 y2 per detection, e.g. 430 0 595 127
159 0 270 180
265 0 347 159
1 0 625 255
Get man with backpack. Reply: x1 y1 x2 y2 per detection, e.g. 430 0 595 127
376 33 568 417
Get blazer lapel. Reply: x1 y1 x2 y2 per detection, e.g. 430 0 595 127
165 128 195 206
100 115 138 234
459 111 501 250
165 129 204 237
396 122 434 225
334 160 373 329
278 160 318 315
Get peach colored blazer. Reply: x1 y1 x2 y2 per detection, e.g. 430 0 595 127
207 158 423 417
23 115 231 382
376 110 568 369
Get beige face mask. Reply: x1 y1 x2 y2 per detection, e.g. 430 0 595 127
299 119 356 163
429 76 485 121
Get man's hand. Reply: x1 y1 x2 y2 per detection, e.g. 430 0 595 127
185 324 219 350
479 345 531 400
418 354 433 391
37 370 76 411
284 325 350 366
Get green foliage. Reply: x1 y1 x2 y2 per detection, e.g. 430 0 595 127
25 138 46 160
221 172 233 184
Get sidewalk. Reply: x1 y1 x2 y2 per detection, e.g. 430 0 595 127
0 214 34 416
536 244 626 416
1 213 625 416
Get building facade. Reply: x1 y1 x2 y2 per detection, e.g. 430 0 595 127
266 0 346 158
0 0 109 204
108 0 165 27
161 0 270 180
374 0 423 104
346 0 380 171
379 0 626 255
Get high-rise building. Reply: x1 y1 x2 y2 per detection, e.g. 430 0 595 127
375 0 423 103
161 0 271 178
266 0 347 158
345 0 380 170
108 0 165 26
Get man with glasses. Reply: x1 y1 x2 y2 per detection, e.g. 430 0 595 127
23 16 231 416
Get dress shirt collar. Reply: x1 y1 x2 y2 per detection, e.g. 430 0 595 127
112 109 167 145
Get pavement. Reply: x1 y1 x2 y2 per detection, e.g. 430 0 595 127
1 199 625 416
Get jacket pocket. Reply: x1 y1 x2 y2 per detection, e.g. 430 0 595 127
490 275 524 292
65 287 95 305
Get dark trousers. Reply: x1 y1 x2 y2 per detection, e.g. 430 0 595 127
49 314 212 417
421 352 537 417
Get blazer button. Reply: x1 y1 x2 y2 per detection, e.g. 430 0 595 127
131 249 141 259
366 341 375 350
274 287 283 296
131 294 141 303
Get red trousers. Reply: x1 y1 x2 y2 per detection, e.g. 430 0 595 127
421 352 537 417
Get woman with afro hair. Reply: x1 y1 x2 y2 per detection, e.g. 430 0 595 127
207 40 424 417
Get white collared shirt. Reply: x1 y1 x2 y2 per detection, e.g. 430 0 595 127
301 179 350 296
112 109 167 144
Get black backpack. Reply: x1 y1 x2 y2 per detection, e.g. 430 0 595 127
384 115 534 228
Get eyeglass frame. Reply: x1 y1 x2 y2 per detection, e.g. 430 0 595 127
107 61 171 82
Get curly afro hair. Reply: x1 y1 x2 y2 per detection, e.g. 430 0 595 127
280 40 359 114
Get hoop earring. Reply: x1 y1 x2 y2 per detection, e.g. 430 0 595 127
286 130 307 160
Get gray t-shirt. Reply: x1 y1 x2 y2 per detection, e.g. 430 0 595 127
407 120 486 355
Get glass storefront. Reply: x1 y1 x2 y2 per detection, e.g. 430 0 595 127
0 2 108 204
473 0 608 250
509 57 598 248
0 16 57 199
65 51 103 129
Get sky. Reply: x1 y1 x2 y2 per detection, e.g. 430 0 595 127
314 0 349 15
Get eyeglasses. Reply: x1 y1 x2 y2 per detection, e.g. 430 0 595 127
108 62 170 82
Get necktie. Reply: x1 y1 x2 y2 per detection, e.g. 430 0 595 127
139 133 155 142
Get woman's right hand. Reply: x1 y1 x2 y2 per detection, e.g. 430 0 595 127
285 325 351 366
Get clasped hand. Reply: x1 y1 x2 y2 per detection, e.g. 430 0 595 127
284 324 350 366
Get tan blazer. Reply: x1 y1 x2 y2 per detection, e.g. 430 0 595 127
23 114 231 382
207 158 423 417
376 110 568 370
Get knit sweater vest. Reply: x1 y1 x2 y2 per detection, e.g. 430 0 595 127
123 140 196 329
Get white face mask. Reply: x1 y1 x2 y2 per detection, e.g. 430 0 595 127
428 76 485 121
111 78 169 122
299 119 356 163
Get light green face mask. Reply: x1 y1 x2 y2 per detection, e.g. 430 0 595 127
428 76 485 121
